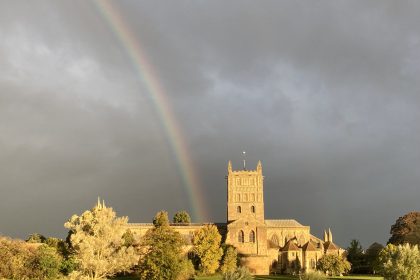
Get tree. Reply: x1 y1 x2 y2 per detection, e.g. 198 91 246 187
64 200 138 279
138 211 193 280
377 243 420 280
153 210 170 227
26 233 46 243
220 245 238 273
122 229 136 247
317 254 351 276
0 235 45 279
346 239 365 273
389 211 420 246
192 224 223 275
173 210 192 224
34 245 62 279
365 242 384 274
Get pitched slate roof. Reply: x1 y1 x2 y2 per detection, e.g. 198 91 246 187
265 219 304 227
302 241 319 251
281 240 300 251
324 241 339 251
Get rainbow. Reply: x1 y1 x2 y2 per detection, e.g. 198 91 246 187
93 0 208 222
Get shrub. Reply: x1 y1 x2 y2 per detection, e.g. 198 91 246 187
222 266 252 280
176 259 195 280
301 271 327 280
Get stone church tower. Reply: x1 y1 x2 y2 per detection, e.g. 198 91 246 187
225 160 269 274
227 160 264 223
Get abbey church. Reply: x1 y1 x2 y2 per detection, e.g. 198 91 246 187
128 161 344 275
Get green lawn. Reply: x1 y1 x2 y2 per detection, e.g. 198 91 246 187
112 274 383 280
196 275 383 280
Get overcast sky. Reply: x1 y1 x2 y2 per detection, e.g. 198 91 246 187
1 1 420 248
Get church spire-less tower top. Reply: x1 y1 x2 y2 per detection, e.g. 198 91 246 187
227 160 265 223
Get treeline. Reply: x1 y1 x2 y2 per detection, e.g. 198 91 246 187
346 211 420 279
0 234 76 279
0 201 249 280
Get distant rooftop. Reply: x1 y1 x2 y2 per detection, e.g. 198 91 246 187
265 219 305 227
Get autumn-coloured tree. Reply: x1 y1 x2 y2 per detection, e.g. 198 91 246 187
64 200 138 279
192 224 223 275
389 211 420 246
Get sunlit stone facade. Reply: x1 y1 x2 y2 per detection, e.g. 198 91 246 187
128 161 344 275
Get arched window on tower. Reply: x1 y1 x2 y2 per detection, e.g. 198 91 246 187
251 205 255 213
271 234 279 248
237 206 241 213
249 230 256 243
238 230 244 243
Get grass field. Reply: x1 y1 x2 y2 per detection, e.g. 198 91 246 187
195 275 384 280
110 274 384 280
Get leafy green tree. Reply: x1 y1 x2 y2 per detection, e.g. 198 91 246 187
346 239 365 273
377 243 420 280
35 244 62 279
317 254 351 276
389 211 420 246
26 233 46 243
365 242 384 274
122 229 136 247
138 211 193 280
64 200 138 279
153 210 170 227
220 245 238 273
173 210 192 224
192 224 223 275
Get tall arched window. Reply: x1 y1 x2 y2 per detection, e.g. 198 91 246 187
271 234 279 247
249 230 256 243
251 205 255 213
237 206 241 213
238 230 244 243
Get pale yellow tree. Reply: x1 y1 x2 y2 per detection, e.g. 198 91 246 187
64 199 138 280
192 224 223 275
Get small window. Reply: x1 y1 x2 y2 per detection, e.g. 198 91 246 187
249 230 255 243
251 206 255 213
311 259 316 269
238 230 244 243
237 206 241 213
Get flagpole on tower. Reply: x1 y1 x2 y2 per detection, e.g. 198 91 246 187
243 151 246 170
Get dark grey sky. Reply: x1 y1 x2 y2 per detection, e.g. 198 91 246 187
1 0 419 249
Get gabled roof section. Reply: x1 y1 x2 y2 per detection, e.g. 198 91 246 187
265 219 304 227
281 240 300 251
302 241 319 251
227 217 266 227
324 241 339 251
